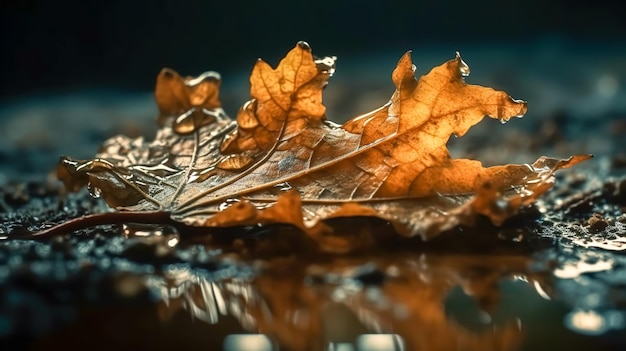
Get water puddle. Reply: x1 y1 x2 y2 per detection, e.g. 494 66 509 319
131 250 621 350
2 221 626 350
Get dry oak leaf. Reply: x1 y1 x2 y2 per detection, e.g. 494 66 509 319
56 41 589 252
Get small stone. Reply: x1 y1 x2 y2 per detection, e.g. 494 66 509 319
587 214 609 233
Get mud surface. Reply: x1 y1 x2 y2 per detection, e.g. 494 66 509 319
1 42 626 350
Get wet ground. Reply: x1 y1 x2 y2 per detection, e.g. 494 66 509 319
1 40 626 350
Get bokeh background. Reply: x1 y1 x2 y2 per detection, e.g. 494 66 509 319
1 0 625 178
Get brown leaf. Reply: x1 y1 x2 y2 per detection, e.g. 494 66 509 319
155 69 222 134
56 42 590 251
220 41 333 157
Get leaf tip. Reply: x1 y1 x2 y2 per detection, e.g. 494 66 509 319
155 68 183 112
158 68 178 80
392 51 417 88
56 156 87 192
498 98 528 124
566 154 594 167
399 51 414 69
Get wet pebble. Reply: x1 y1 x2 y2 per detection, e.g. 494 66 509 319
588 214 609 233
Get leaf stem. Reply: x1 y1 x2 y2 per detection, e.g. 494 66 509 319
10 211 173 240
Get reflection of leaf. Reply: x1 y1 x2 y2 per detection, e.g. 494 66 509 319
150 255 545 351
55 41 589 250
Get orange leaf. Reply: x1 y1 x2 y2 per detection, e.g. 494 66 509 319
220 41 334 156
154 69 222 134
56 42 590 251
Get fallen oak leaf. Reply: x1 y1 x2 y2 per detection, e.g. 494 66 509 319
49 42 589 251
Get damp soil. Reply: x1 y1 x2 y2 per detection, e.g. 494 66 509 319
2 46 626 351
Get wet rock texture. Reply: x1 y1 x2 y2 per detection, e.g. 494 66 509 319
1 43 626 350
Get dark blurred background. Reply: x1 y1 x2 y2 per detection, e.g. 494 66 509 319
1 0 624 98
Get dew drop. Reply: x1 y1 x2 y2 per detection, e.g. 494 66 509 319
121 224 181 250
275 182 293 191
218 198 241 212
297 41 311 50
87 183 102 199
123 223 165 237
189 167 215 183
455 52 470 77
315 56 337 76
